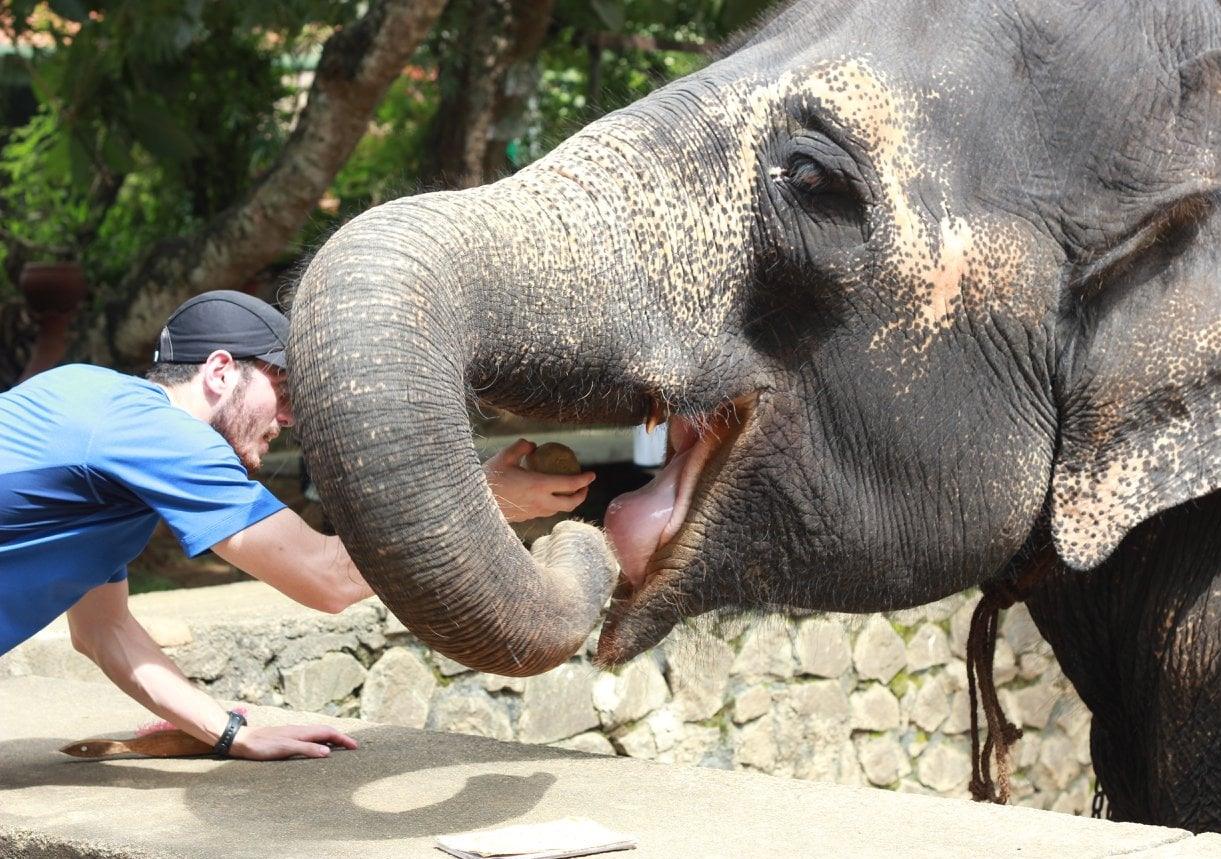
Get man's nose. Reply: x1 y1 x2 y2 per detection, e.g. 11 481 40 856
278 399 295 428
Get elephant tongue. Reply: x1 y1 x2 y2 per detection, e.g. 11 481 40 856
604 448 692 590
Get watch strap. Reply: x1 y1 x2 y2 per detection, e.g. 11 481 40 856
211 710 247 757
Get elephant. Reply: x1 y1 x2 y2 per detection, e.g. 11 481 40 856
289 0 1221 833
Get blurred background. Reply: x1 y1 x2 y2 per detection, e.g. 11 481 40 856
0 0 781 381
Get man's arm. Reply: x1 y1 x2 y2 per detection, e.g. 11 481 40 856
66 579 358 760
212 439 590 614
210 508 374 613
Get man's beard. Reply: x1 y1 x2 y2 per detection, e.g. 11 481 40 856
211 379 269 473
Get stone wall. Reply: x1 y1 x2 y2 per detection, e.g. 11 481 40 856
2 586 1095 814
198 593 1097 813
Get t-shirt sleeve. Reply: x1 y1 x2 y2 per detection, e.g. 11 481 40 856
108 567 128 584
88 388 286 558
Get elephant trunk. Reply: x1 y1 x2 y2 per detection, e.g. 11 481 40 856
291 85 755 673
288 190 623 675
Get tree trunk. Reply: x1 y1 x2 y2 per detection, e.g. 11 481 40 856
587 40 605 113
87 0 448 367
420 0 555 189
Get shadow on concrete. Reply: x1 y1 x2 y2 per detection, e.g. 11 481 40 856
0 726 581 845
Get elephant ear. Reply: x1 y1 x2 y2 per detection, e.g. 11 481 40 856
1051 51 1221 570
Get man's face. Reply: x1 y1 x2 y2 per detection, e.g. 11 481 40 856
211 361 293 473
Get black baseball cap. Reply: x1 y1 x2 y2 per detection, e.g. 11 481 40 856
154 290 289 369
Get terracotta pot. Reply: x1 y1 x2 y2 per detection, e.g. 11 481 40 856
17 261 89 383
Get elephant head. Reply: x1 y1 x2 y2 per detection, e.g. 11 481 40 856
290 0 1220 675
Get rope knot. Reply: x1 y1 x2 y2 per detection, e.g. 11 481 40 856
989 579 1024 611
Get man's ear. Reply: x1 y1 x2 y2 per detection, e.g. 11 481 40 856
1051 202 1220 569
199 350 238 399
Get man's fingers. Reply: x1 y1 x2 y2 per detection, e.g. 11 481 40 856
291 741 331 759
313 728 358 749
498 438 535 464
274 733 331 759
554 487 589 512
230 725 355 760
288 725 358 749
551 472 595 493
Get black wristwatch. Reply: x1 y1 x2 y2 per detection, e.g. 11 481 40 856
211 710 247 757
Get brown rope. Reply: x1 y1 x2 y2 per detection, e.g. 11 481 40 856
966 583 1023 803
966 557 1054 804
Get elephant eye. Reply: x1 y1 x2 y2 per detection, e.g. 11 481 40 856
772 139 833 195
786 157 825 191
769 156 826 194
773 134 864 202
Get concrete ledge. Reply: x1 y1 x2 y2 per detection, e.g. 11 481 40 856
2 582 1103 811
3 676 1218 859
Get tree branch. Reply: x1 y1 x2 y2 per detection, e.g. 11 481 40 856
419 0 555 190
589 31 718 55
101 0 447 366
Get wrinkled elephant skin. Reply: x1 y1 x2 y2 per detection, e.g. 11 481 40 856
290 0 1221 832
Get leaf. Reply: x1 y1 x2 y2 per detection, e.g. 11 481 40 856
590 0 625 33
42 128 72 179
100 130 135 174
30 59 65 104
125 99 198 165
67 130 93 189
48 0 89 23
0 55 31 88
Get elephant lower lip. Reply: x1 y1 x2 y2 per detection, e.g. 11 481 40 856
605 394 756 592
603 448 691 590
598 393 758 661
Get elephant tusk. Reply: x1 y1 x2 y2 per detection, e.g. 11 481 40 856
644 397 669 434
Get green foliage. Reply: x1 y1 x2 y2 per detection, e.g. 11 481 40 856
330 69 440 212
0 0 784 311
0 110 90 254
320 0 782 225
555 0 775 39
0 1 353 286
518 0 781 163
86 167 201 289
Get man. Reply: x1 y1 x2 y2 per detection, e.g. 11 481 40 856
0 290 594 760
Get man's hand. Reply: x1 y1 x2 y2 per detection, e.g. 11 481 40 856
68 581 357 764
228 724 358 760
484 439 595 522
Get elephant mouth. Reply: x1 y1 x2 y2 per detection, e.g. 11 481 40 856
597 392 759 662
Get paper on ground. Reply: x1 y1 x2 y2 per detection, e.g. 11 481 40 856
435 817 636 859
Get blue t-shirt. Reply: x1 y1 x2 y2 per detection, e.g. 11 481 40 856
0 365 285 654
